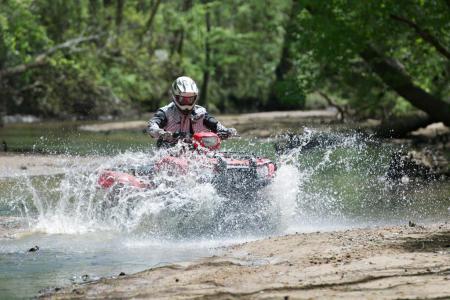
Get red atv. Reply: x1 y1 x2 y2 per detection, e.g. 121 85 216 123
97 132 277 206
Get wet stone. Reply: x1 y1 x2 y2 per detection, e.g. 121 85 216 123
28 245 39 252
73 289 83 295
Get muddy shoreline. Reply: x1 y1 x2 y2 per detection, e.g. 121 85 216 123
41 223 450 299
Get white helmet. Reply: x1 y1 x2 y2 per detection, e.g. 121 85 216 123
171 76 199 113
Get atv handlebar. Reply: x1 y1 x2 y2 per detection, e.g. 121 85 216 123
170 129 237 141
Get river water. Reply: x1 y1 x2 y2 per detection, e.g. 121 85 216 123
0 130 449 299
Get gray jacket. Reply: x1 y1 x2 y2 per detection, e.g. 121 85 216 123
148 103 227 139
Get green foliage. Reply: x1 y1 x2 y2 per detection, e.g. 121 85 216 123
0 0 50 66
293 0 450 119
0 0 295 119
273 77 306 109
1 0 448 121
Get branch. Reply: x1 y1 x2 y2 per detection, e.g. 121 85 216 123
318 91 345 122
390 14 450 61
139 0 161 44
0 34 100 79
374 113 431 138
361 46 450 126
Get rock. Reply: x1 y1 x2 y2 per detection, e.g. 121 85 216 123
28 245 39 252
411 122 450 139
387 149 448 181
274 131 373 154
72 289 83 295
81 274 90 281
409 221 416 227
119 272 126 276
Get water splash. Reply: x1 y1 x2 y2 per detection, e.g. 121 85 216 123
2 130 449 238
1 130 449 300
275 129 449 228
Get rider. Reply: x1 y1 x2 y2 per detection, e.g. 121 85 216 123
148 76 237 147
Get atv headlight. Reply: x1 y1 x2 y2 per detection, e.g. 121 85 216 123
202 136 219 148
256 165 269 178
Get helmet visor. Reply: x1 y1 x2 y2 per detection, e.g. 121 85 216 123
175 95 197 106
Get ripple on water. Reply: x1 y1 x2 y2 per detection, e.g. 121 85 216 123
0 131 449 298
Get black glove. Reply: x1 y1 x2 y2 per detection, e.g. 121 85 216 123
158 129 174 141
227 128 237 136
217 128 237 139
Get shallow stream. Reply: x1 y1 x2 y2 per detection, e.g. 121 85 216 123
0 129 449 299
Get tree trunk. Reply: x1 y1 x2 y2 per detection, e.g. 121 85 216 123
176 30 184 56
267 0 301 110
200 5 211 109
274 1 299 82
361 46 450 126
0 80 6 127
89 0 99 23
139 0 161 44
115 0 124 33
374 113 431 138
170 0 192 58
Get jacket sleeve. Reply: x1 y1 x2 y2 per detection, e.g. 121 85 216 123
147 109 167 138
203 112 227 132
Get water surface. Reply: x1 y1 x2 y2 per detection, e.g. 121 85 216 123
1 129 449 298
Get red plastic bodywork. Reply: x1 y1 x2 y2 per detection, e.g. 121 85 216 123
192 132 221 150
98 170 147 189
97 132 276 190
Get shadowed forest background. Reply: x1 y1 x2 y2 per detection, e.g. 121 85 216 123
0 0 449 130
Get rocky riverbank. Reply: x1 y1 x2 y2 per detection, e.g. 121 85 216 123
42 223 450 299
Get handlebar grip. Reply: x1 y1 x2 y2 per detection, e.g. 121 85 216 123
172 131 190 139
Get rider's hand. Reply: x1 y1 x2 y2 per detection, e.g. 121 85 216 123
218 128 237 139
158 130 173 140
227 127 237 137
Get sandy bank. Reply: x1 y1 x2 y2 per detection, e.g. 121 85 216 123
0 153 106 178
42 223 450 299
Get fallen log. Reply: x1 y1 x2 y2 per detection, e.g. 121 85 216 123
374 113 431 138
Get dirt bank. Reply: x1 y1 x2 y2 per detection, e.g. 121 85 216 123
0 153 106 178
42 223 450 299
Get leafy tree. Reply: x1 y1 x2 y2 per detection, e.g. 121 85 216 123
292 0 450 124
3 0 448 130
0 0 295 124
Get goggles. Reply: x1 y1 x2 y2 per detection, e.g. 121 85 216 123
175 94 197 105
